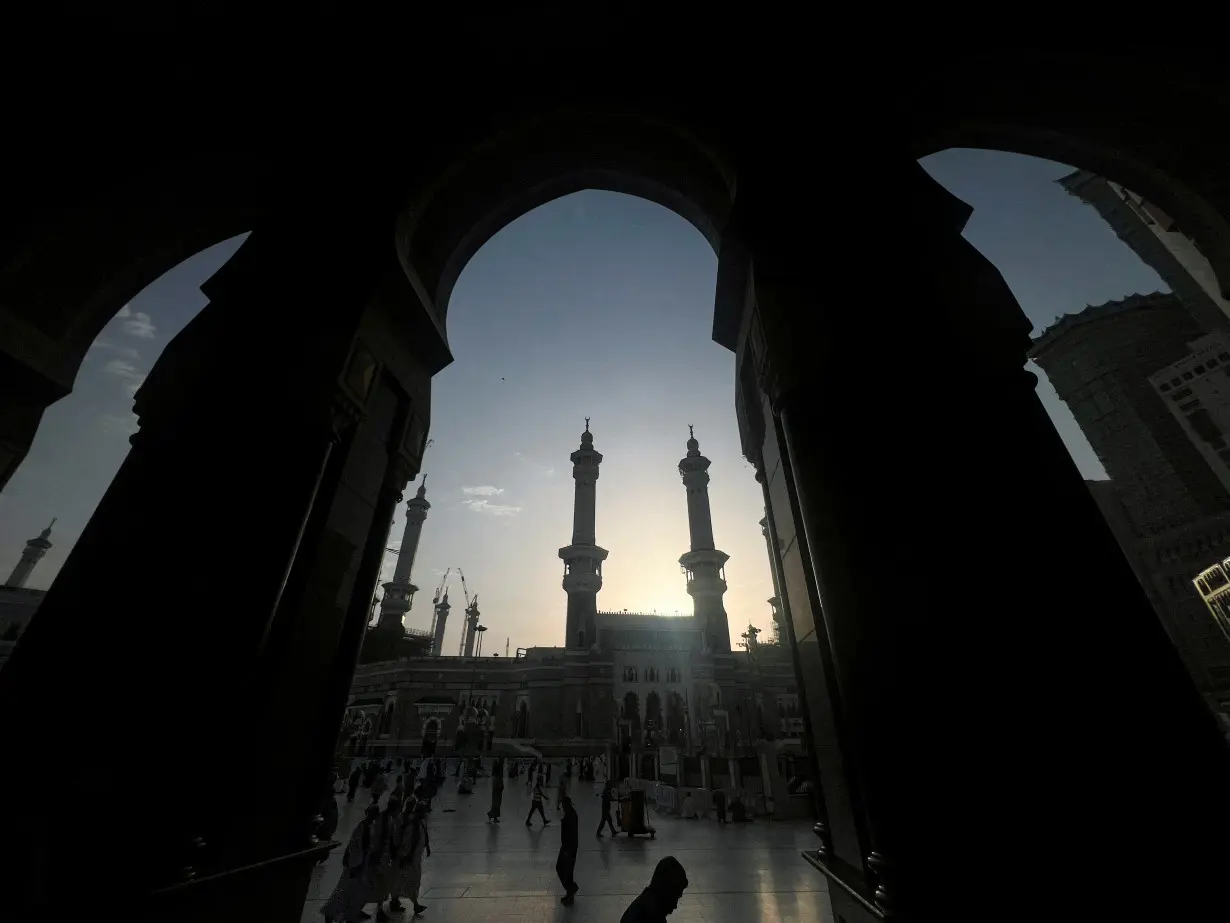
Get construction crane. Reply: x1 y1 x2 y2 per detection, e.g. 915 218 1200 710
457 568 481 657
429 567 451 636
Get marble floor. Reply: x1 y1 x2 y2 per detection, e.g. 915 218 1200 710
301 770 831 922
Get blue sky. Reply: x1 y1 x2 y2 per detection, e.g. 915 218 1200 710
0 150 1171 652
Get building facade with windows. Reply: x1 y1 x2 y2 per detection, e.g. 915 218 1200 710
1031 297 1230 710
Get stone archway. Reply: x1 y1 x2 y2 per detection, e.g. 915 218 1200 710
1 42 1230 923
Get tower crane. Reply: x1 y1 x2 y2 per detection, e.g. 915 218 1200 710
457 568 481 656
429 567 451 636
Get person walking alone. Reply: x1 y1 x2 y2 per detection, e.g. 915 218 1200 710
596 779 617 837
556 795 579 906
525 778 550 827
487 758 504 823
347 765 362 803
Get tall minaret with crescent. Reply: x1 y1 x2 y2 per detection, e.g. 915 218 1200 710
678 427 731 652
378 477 430 630
560 419 608 649
5 519 55 588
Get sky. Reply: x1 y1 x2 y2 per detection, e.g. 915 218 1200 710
0 150 1172 653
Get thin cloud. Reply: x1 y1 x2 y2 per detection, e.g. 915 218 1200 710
462 485 504 496
102 358 146 395
89 339 140 359
121 311 156 339
513 451 556 477
114 303 155 338
463 499 523 517
98 413 139 435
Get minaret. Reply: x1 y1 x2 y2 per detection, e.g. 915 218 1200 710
378 477 430 631
678 427 731 652
462 595 481 657
430 590 451 657
5 519 54 589
559 418 609 649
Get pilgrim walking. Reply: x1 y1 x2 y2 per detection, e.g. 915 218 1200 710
556 795 579 906
487 758 504 822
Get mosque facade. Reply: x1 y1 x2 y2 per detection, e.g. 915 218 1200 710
340 424 812 811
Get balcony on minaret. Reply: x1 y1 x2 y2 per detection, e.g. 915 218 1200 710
679 548 729 597
560 544 608 594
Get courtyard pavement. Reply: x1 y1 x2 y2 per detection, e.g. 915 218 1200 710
300 767 832 922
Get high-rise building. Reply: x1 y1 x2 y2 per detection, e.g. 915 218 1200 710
1032 298 1230 707
1147 330 1230 496
1030 293 1230 534
1059 170 1230 332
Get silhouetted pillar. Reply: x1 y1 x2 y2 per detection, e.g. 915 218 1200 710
0 206 444 921
0 355 65 493
732 156 1230 920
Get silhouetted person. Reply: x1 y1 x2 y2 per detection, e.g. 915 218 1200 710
347 766 362 802
556 795 579 905
596 780 617 837
712 789 727 824
370 770 387 803
317 780 340 864
488 759 504 822
620 856 689 922
525 780 549 827
322 803 382 923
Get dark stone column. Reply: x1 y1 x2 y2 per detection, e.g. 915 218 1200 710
0 353 65 492
0 207 442 920
735 157 1230 919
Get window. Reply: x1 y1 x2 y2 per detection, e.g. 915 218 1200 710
1184 371 1195 380
1196 365 1207 374
1161 383 1172 392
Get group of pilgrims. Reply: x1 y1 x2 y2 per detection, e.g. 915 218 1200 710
322 767 435 922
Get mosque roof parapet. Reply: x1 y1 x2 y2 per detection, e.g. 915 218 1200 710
1029 291 1184 353
597 610 693 619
